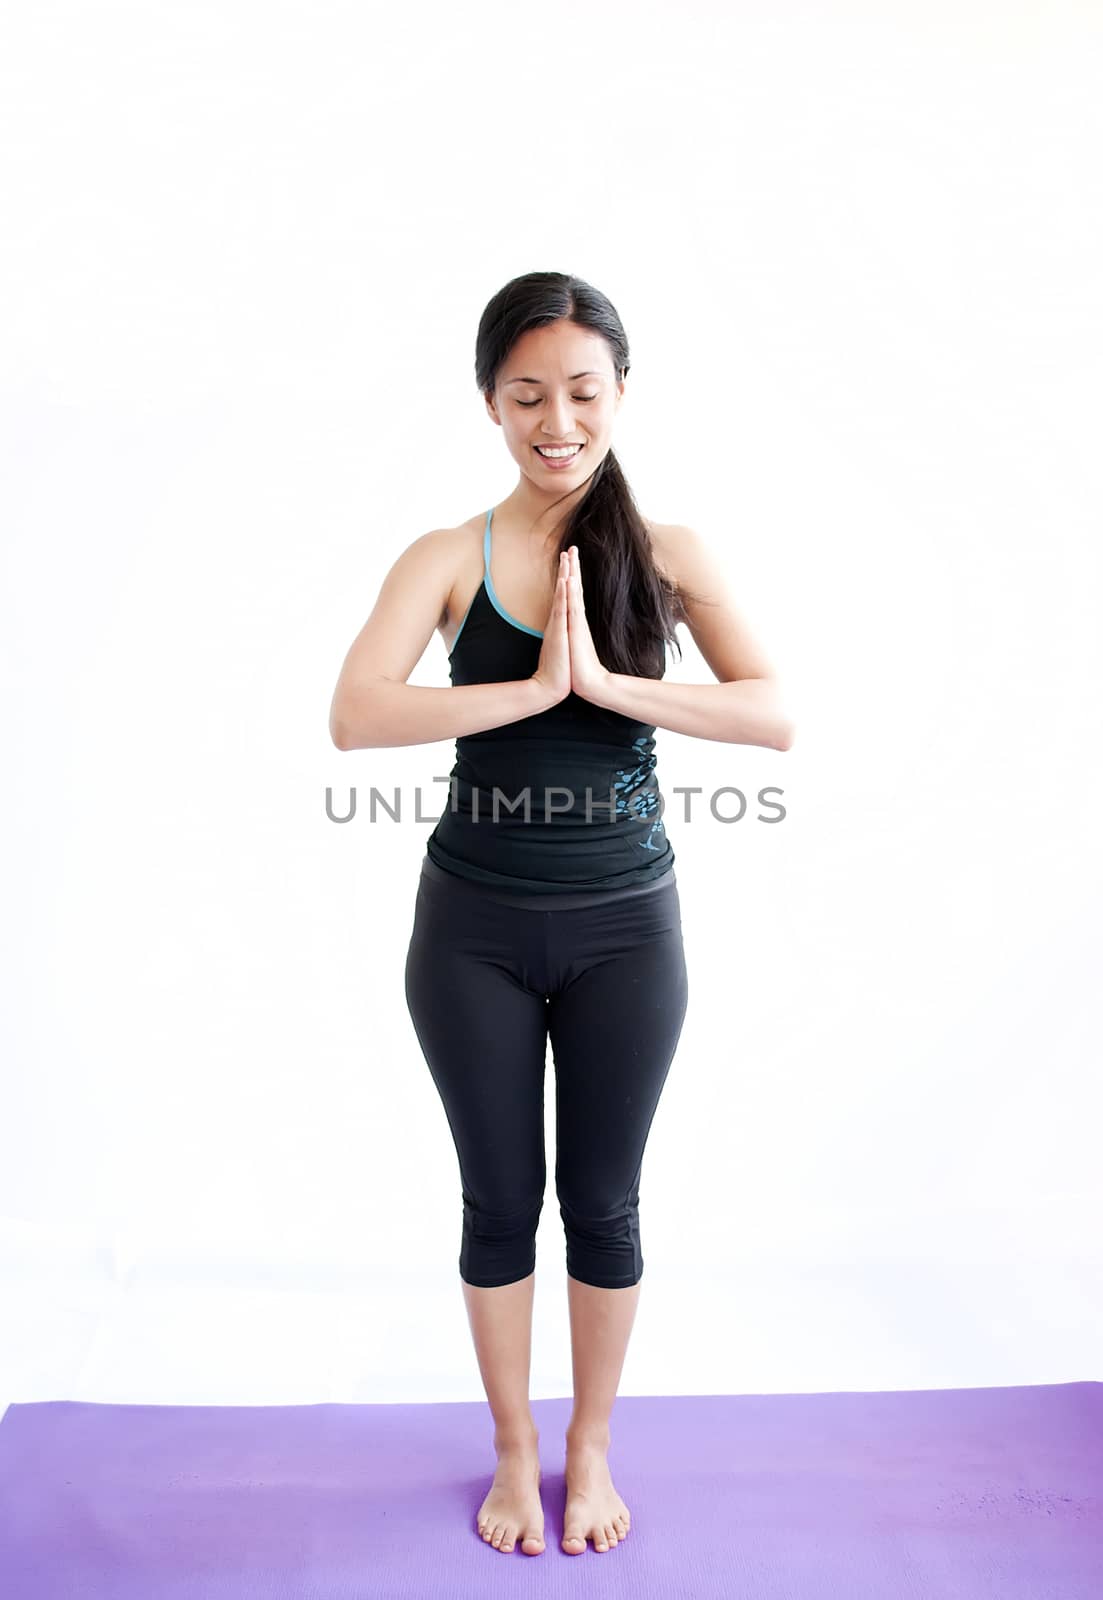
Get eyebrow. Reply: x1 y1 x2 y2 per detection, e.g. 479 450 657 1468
504 371 603 385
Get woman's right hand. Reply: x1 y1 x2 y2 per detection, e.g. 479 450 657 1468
531 551 571 705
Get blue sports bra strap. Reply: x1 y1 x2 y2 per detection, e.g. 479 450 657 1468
483 507 493 578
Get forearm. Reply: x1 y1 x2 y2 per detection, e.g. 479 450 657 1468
591 672 796 750
331 676 556 750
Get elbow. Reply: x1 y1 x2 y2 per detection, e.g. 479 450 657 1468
737 679 796 751
329 698 361 751
330 693 389 751
330 676 408 750
764 681 796 751
332 716 374 752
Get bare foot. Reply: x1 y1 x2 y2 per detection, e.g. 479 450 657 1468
561 1433 631 1554
476 1434 545 1555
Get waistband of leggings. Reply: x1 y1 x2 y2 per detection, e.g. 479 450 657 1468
418 853 677 910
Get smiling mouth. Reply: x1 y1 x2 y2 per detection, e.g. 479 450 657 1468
534 443 585 459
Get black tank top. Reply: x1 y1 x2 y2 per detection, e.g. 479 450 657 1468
424 506 676 895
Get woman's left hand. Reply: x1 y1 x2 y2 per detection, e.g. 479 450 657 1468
565 546 611 703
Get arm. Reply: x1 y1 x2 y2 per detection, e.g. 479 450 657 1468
589 524 796 750
329 530 555 750
591 673 793 749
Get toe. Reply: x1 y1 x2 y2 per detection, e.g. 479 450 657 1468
562 1527 587 1554
521 1532 545 1555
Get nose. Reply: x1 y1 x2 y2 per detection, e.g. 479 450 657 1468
542 394 578 437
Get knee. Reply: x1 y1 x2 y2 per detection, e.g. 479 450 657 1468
460 1192 544 1289
557 1191 643 1290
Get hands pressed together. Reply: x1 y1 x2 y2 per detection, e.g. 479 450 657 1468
533 546 611 706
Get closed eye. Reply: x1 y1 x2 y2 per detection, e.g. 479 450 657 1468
515 396 598 407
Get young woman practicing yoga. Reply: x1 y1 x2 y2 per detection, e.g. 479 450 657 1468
329 270 794 1557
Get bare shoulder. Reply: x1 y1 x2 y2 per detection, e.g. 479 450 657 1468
431 512 485 624
392 515 478 627
417 513 481 554
644 518 734 592
645 519 718 591
643 519 682 585
433 508 486 554
328 519 479 723
643 518 780 683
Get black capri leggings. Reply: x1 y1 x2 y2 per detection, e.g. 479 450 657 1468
404 859 689 1290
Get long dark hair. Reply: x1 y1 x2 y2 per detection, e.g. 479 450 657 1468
475 272 706 680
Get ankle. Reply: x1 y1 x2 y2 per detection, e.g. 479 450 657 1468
565 1420 611 1452
493 1420 539 1454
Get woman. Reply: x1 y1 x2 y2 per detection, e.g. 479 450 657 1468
329 272 794 1559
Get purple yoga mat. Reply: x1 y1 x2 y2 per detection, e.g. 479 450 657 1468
0 1384 1100 1597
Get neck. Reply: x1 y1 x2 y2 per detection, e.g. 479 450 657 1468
498 474 589 542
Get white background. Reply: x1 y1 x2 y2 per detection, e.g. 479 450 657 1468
1 1 1100 1412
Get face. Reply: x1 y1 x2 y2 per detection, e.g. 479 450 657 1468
486 319 624 489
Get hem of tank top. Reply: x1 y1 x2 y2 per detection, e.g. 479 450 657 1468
419 851 676 908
